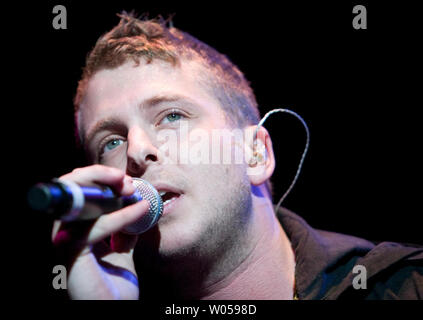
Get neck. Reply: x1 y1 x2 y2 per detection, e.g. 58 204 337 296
138 186 296 300
200 190 296 300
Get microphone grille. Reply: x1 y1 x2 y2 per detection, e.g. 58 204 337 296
122 178 163 235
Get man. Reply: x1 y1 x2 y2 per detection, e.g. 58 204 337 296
52 13 422 300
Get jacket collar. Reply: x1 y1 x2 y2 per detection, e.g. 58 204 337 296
276 206 375 299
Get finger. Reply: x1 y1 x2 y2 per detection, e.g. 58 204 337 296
60 165 136 196
52 199 149 247
52 219 95 249
52 220 62 242
86 199 150 245
120 175 136 196
60 165 126 190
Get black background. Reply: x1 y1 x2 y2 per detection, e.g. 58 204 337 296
8 1 422 300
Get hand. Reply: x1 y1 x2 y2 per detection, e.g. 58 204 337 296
51 164 149 299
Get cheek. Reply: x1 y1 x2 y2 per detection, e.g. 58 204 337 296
100 149 128 170
184 162 246 203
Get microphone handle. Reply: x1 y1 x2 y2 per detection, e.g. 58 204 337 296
27 179 142 222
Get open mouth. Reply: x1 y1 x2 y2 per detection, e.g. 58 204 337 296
153 183 184 217
159 191 181 207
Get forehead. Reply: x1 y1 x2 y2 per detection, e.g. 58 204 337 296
78 59 225 136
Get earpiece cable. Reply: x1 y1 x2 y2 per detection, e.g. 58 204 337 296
253 108 310 214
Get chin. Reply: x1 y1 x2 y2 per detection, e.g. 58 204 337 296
135 210 202 259
156 220 203 257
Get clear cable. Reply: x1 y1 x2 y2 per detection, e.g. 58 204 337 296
253 109 310 214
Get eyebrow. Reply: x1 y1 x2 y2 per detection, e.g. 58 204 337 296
84 94 196 146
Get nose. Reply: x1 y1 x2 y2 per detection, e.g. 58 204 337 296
126 126 159 176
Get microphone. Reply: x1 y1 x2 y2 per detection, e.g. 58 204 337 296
27 178 163 235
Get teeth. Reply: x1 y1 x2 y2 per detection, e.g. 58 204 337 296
159 191 166 197
163 197 176 206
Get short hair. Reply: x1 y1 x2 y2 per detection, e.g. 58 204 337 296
74 12 273 200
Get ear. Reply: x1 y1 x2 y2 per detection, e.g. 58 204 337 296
244 125 276 185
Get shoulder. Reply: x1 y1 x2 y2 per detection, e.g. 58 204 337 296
336 242 423 299
276 206 423 299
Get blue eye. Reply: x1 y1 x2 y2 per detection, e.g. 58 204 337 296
103 138 123 153
160 111 184 125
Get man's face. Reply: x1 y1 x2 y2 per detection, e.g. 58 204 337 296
79 60 253 260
